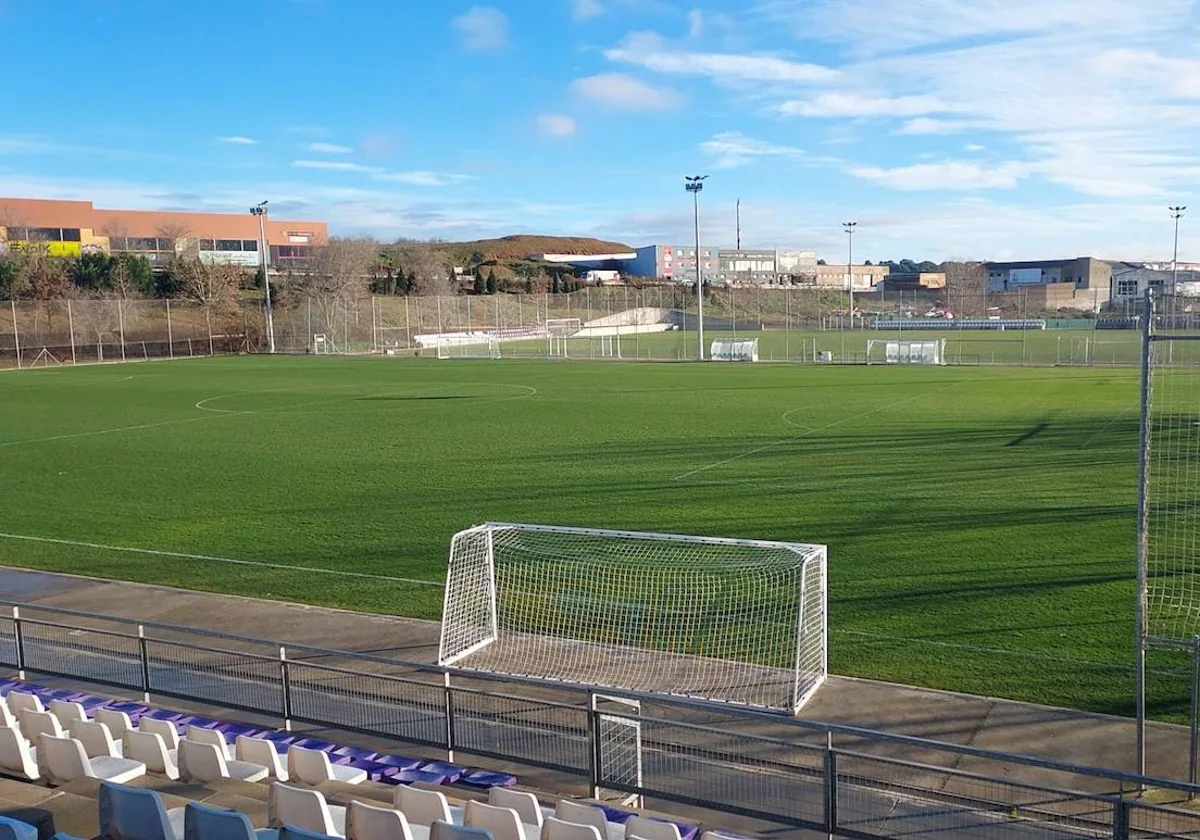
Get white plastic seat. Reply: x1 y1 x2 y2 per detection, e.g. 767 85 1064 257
431 822 492 840
49 699 89 727
289 745 367 786
269 782 347 838
488 790 543 830
394 787 456 829
70 719 123 758
5 691 43 717
0 699 16 730
541 817 602 840
0 726 39 781
624 818 680 840
139 717 181 751
700 832 745 840
553 803 620 840
95 708 134 742
40 733 144 785
20 710 64 746
347 799 425 840
178 739 269 784
186 726 235 760
125 730 180 780
465 800 529 840
237 735 289 780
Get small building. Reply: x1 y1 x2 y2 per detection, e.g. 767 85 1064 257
1110 267 1200 303
877 272 947 292
986 257 1112 302
812 264 889 290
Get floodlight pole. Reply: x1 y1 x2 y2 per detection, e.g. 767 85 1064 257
686 175 708 361
251 201 276 354
844 222 857 330
1171 206 1186 292
1135 286 1154 779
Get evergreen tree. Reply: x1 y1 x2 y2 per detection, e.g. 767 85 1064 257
473 272 486 295
486 269 498 294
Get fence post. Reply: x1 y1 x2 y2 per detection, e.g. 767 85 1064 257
1112 797 1130 840
117 300 127 361
588 694 603 800
11 300 21 370
166 300 173 358
444 672 456 763
12 607 25 680
824 735 838 836
1191 635 1200 790
137 624 151 701
67 299 77 365
280 647 293 732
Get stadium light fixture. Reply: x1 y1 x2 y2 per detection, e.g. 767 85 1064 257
1171 206 1187 292
685 176 708 361
843 221 858 329
250 201 276 354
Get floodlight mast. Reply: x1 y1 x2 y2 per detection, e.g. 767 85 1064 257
843 221 858 330
686 175 708 361
251 201 276 354
1171 206 1187 291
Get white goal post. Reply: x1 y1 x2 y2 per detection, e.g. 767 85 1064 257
711 338 759 362
867 338 946 365
313 334 332 355
546 318 582 358
439 522 828 713
436 330 501 360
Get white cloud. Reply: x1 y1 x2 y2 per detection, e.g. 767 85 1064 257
687 9 704 37
292 160 383 173
216 136 256 145
849 160 1034 190
571 73 681 110
966 144 986 152
700 131 813 169
453 6 510 51
895 117 975 135
572 0 603 20
373 171 473 187
305 142 353 154
537 114 578 138
606 32 835 83
778 93 942 117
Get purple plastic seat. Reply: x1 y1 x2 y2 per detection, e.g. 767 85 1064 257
214 722 265 738
144 708 187 722
104 701 151 721
418 762 465 783
332 745 379 761
373 754 423 770
73 694 115 711
176 714 221 729
392 769 449 785
459 770 518 788
291 737 338 752
334 758 399 783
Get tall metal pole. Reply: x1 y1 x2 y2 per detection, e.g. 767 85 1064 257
844 222 857 332
686 175 708 361
252 202 275 354
1135 286 1155 778
1171 206 1186 292
736 199 741 250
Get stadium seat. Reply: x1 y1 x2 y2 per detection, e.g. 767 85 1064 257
464 800 531 840
332 746 379 762
48 700 88 728
418 762 465 784
40 734 145 785
372 755 423 771
125 730 180 780
0 700 17 731
486 790 544 829
269 783 346 839
237 735 289 781
69 719 123 759
430 821 492 840
178 740 269 784
5 692 43 717
96 708 136 741
20 711 64 747
345 799 421 840
99 780 185 840
280 827 340 840
552 803 620 840
624 819 681 840
184 801 279 840
540 817 601 840
139 718 181 751
0 726 39 781
0 816 37 840
394 787 458 829
288 746 367 786
186 726 235 760
461 772 517 789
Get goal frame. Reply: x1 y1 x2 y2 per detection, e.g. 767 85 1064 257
546 318 582 358
438 522 828 714
312 333 333 355
436 330 501 360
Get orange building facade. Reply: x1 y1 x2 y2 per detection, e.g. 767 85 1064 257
0 197 328 268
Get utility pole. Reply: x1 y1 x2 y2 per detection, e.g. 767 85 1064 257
844 221 858 330
251 201 276 353
1171 206 1187 293
736 199 741 250
686 176 708 361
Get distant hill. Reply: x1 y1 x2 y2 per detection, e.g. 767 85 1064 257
426 234 633 265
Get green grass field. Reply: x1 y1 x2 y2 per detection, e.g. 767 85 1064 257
0 353 1177 718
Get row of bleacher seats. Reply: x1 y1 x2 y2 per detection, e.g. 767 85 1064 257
0 680 733 840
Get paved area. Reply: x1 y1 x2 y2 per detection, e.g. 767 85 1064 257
0 566 1194 796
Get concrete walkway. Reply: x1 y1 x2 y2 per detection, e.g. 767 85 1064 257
0 566 1191 789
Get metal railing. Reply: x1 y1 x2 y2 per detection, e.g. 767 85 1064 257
3 601 1200 839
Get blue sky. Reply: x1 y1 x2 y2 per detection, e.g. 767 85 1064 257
2 0 1199 261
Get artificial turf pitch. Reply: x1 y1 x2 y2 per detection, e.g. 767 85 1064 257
0 355 1167 717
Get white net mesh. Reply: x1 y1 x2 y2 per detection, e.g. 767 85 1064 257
710 339 759 361
867 339 945 365
437 330 500 359
439 523 827 713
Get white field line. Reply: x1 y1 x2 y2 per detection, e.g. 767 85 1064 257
0 532 444 587
672 382 963 481
0 413 234 449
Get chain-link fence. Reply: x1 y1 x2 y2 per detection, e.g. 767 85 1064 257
0 287 1150 369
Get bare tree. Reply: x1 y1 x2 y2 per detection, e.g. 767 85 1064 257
156 222 192 254
942 261 988 317
170 256 243 307
399 247 455 296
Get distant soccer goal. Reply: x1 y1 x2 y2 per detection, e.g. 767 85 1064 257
867 338 946 365
546 318 582 358
439 522 828 713
436 330 501 360
710 338 759 362
312 334 333 355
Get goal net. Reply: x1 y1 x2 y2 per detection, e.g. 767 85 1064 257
710 338 759 362
867 339 946 365
312 334 333 355
546 318 582 358
439 522 827 713
436 330 501 360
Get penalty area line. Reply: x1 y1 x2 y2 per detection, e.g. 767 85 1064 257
0 532 444 588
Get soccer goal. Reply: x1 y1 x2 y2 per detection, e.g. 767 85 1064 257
546 318 582 358
312 334 333 355
710 338 759 362
866 338 946 365
436 331 501 360
439 522 828 713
